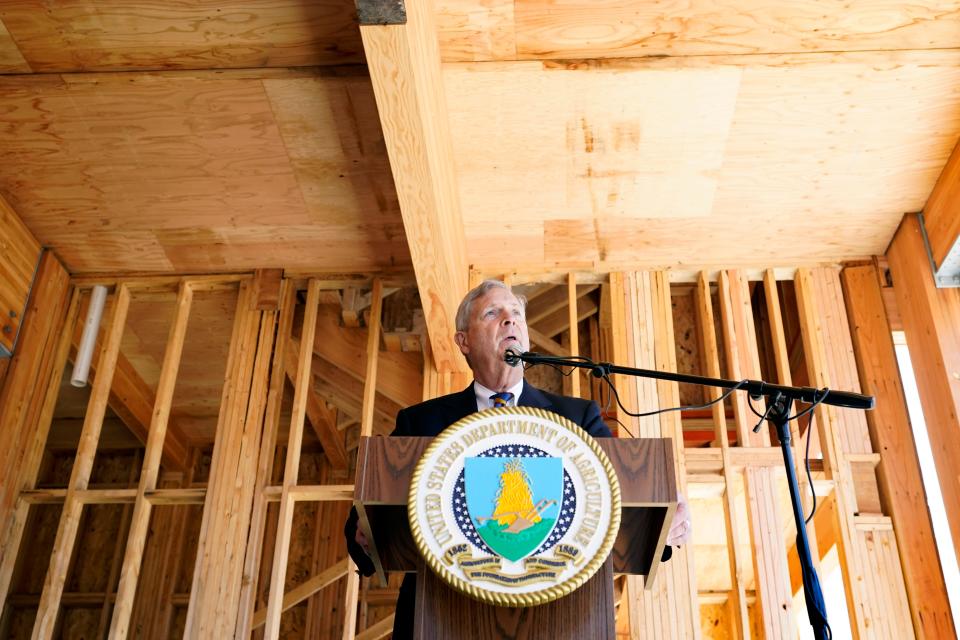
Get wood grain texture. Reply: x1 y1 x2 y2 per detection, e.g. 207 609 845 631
887 214 960 594
0 1 364 72
845 262 954 639
446 54 960 272
507 0 960 61
361 0 468 373
923 135 960 270
0 72 410 274
416 557 615 639
0 194 41 356
32 284 130 640
0 254 71 607
0 18 30 72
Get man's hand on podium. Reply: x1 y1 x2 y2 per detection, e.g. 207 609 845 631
666 493 692 547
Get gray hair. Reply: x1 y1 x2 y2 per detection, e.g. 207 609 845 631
455 280 527 331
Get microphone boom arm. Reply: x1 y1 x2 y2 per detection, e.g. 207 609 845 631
505 350 873 410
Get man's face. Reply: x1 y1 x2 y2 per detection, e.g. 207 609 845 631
455 287 530 381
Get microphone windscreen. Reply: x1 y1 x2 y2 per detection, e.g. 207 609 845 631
504 348 521 367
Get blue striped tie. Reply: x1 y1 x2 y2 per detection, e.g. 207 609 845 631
490 392 513 408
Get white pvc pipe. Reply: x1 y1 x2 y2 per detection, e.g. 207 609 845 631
70 285 108 387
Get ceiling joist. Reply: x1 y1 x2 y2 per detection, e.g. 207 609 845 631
359 0 468 373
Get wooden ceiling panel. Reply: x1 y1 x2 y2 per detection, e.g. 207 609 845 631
446 62 741 223
0 72 409 273
0 0 364 72
436 0 960 62
262 76 401 226
713 55 960 222
0 18 30 72
452 52 960 270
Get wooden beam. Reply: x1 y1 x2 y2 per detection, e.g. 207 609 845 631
361 279 383 438
252 268 283 311
923 138 960 271
264 280 321 640
108 282 193 639
528 326 569 356
567 274 581 397
251 558 349 629
70 323 191 473
0 254 72 606
283 342 348 470
33 285 131 640
532 294 599 339
695 272 750 639
356 614 395 640
0 193 42 356
184 281 276 638
888 213 960 588
235 280 297 640
310 354 399 434
313 305 422 409
527 284 599 325
842 263 955 639
360 0 468 373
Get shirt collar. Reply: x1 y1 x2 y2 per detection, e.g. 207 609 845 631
473 379 525 410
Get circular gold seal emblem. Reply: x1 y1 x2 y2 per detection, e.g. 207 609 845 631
408 407 621 607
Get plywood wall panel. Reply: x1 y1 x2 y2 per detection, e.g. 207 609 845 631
0 1 364 72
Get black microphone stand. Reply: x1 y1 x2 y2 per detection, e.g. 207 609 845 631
506 350 874 640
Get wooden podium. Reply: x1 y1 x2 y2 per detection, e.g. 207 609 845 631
353 436 677 639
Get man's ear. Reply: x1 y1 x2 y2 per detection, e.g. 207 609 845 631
454 331 469 355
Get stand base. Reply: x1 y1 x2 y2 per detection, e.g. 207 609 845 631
414 558 615 639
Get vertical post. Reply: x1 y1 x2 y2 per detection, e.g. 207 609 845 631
843 262 956 639
0 262 74 606
887 213 960 566
32 285 131 640
345 278 383 640
235 279 296 639
567 273 581 397
108 281 193 639
695 272 749 639
263 280 322 639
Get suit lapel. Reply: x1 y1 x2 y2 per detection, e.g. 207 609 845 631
518 382 553 411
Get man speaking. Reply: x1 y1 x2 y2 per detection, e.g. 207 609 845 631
345 280 691 638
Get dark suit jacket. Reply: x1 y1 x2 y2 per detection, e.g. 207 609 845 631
345 382 612 639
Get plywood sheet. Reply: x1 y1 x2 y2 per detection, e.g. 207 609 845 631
0 18 30 73
0 72 409 273
446 53 960 270
435 0 960 62
0 0 363 72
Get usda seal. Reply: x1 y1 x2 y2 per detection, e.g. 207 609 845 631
408 406 621 607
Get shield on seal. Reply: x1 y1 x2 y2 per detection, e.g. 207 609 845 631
465 455 562 562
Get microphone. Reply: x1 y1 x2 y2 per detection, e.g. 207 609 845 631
504 348 522 367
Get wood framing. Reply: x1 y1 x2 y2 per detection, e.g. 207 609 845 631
32 284 131 639
70 327 190 473
108 281 193 639
184 281 277 638
887 213 960 584
263 279 321 639
0 194 41 356
922 137 960 271
0 252 71 606
695 272 750 639
359 0 468 373
795 267 913 638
